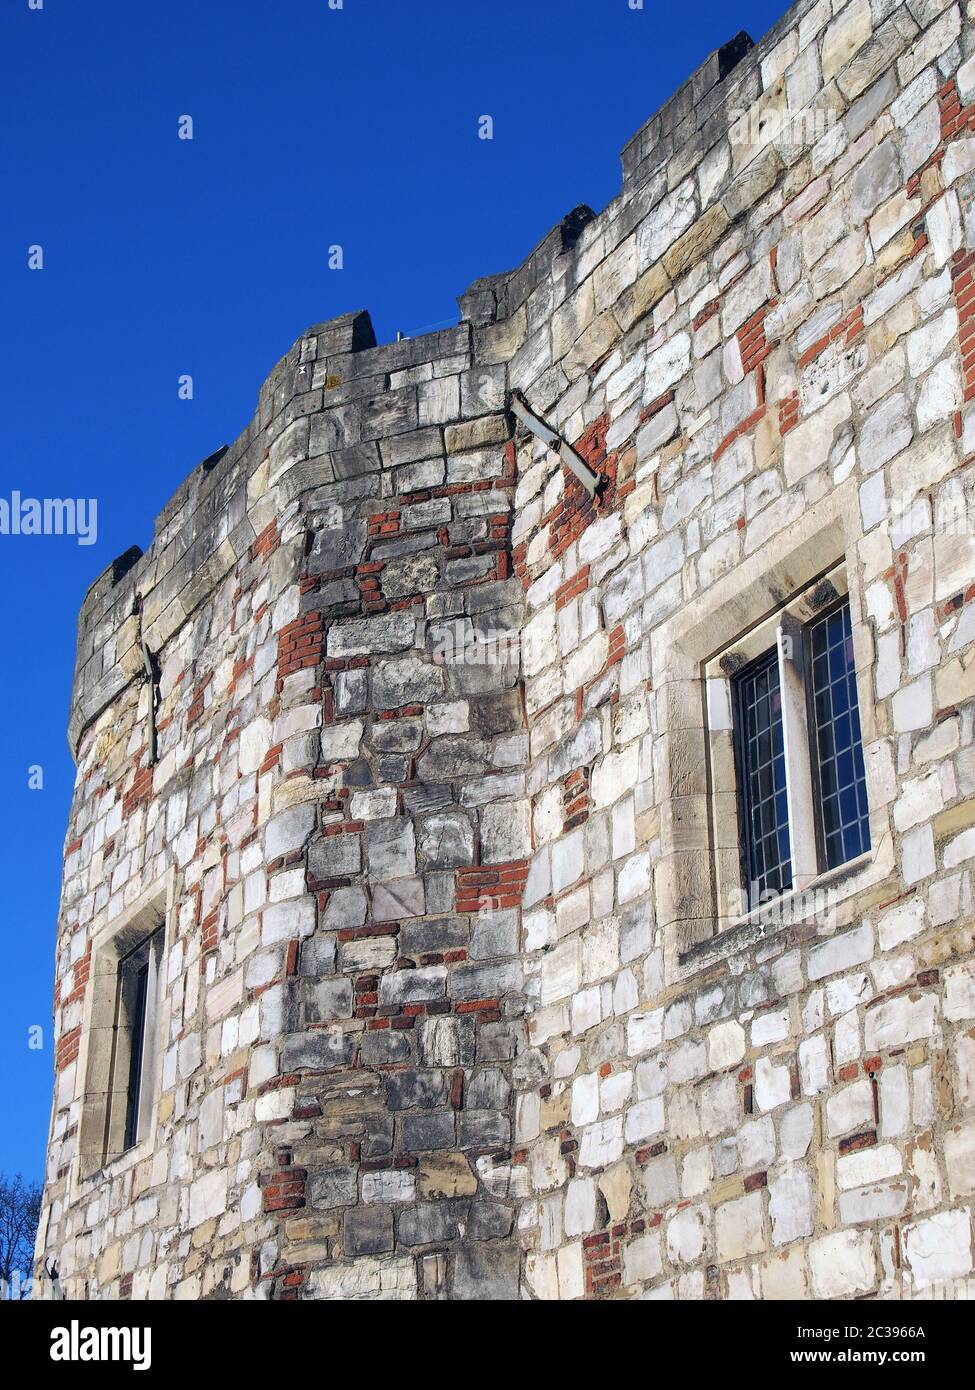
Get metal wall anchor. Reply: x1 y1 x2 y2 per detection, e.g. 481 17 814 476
508 390 602 500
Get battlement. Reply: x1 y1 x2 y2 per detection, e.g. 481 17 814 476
66 18 779 756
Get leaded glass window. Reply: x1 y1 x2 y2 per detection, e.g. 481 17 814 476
731 598 869 911
733 651 793 904
809 603 871 870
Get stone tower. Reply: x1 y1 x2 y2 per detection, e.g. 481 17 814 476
37 0 975 1300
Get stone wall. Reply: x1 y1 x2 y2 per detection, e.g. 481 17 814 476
37 0 975 1300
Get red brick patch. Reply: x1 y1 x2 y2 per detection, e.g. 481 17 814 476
839 1128 877 1156
122 763 154 818
367 510 400 539
55 1026 81 1072
951 248 975 403
737 301 775 375
456 860 529 912
640 390 675 422
939 77 975 143
276 610 324 689
582 1221 652 1298
562 767 591 831
250 519 280 564
692 299 719 331
261 1161 307 1213
186 672 213 727
797 305 864 370
556 565 591 611
714 402 767 462
540 414 621 569
778 390 800 435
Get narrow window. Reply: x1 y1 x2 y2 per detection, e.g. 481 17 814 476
808 602 871 870
109 928 163 1154
731 597 869 912
733 651 793 906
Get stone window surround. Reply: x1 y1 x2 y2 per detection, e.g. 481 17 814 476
73 873 174 1197
649 481 895 985
706 561 864 915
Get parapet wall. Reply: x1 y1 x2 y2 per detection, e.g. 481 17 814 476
39 0 975 1300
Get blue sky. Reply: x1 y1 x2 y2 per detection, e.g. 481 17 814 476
0 0 789 1180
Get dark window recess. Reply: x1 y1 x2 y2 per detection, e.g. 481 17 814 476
733 649 793 907
115 929 162 1152
809 602 871 870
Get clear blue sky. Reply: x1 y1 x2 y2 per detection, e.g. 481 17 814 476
0 0 789 1181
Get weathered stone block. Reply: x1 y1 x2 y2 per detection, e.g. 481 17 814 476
344 1205 394 1257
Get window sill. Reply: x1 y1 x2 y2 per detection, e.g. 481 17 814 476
74 1134 154 1194
678 849 879 972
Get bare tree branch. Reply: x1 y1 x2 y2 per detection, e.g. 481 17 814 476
0 1173 43 1300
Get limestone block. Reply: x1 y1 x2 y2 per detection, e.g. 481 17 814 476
826 1078 875 1137
945 962 975 1022
809 1229 877 1298
808 923 874 981
903 1209 973 1289
188 1170 228 1229
716 1190 766 1262
784 392 852 485
781 1103 814 1159
769 1168 813 1246
615 262 672 333
821 0 873 84
662 205 730 281
265 804 315 860
851 140 901 224
761 1246 809 1299
623 1231 662 1285
480 800 531 863
865 992 940 1051
666 1203 709 1266
837 1180 908 1224
708 1019 746 1070
639 181 698 271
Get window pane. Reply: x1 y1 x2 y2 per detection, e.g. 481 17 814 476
117 928 162 1153
123 955 150 1150
809 603 871 869
734 650 793 908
